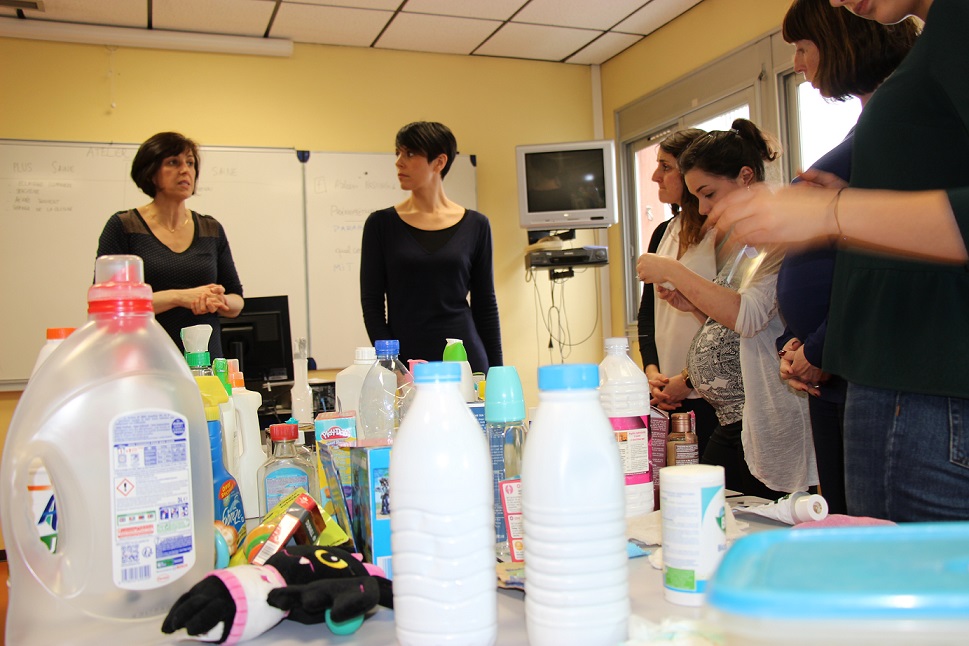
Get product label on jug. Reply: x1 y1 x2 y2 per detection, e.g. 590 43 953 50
110 410 195 590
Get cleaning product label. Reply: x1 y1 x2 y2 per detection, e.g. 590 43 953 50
609 415 653 517
28 462 58 552
264 467 310 511
110 409 196 590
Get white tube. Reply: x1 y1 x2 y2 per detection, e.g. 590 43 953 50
732 492 828 525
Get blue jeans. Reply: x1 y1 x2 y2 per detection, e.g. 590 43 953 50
844 383 969 521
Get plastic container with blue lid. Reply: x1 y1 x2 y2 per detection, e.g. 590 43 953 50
704 522 969 645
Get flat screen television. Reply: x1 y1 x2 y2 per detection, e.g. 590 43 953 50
516 139 618 232
219 295 293 385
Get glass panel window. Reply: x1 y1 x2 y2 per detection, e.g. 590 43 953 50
795 82 861 171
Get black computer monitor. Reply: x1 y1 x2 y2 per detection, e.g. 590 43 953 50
219 295 293 385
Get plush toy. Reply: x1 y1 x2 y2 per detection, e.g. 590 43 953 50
161 545 393 645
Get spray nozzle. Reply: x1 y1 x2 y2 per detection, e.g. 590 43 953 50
442 338 468 362
181 325 213 353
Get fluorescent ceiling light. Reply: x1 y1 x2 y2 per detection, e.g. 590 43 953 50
0 17 293 57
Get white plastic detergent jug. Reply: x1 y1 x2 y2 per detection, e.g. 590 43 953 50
0 255 215 645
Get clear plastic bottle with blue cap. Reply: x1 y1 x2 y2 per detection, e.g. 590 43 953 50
522 364 629 646
1 255 214 645
390 361 496 645
356 339 414 446
484 365 527 561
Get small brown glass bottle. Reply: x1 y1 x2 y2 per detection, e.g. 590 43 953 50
666 412 699 466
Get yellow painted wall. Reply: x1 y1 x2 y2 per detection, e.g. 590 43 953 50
600 0 791 341
0 36 599 551
0 0 789 551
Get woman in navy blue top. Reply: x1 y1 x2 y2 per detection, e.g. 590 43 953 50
360 122 502 373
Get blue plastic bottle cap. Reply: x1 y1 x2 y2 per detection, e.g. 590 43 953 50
484 365 526 423
538 364 599 391
374 339 400 355
414 361 460 383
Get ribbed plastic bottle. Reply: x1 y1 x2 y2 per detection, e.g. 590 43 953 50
599 337 654 518
335 346 376 414
390 362 497 646
228 361 268 520
522 364 629 646
356 339 414 447
484 365 527 561
0 254 214 645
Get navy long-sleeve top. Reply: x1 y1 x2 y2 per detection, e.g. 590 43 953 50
775 132 853 401
359 206 502 373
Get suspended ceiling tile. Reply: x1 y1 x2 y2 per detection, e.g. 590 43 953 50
18 0 146 28
270 3 391 47
566 30 642 65
512 0 647 31
475 22 599 62
402 0 526 21
154 0 275 37
614 0 703 36
377 13 500 56
286 0 402 9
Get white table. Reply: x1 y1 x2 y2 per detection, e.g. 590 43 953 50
245 514 788 645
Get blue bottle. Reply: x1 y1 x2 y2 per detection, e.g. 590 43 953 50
197 375 247 556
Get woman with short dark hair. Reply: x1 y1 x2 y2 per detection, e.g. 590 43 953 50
97 131 244 356
359 122 502 373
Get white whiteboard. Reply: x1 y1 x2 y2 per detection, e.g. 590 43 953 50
304 153 477 369
0 140 476 384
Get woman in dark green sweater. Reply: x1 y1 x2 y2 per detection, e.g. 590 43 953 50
709 0 969 522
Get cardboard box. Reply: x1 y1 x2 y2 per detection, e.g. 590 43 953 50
350 446 393 578
314 412 356 515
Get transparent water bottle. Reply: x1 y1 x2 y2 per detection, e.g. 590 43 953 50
484 365 526 561
257 422 321 517
390 362 496 645
599 337 653 518
356 339 414 446
522 364 629 646
1 254 214 645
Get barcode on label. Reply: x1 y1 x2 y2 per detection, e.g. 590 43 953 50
122 565 151 582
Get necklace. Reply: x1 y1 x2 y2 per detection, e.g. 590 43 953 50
152 211 190 233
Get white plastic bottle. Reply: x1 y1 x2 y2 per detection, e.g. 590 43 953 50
213 357 241 479
522 364 629 646
229 362 268 520
356 339 414 446
443 337 475 402
335 345 376 414
390 362 497 646
27 326 77 554
30 327 76 377
599 336 654 518
1 255 214 645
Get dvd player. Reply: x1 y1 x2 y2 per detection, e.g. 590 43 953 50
526 246 608 268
